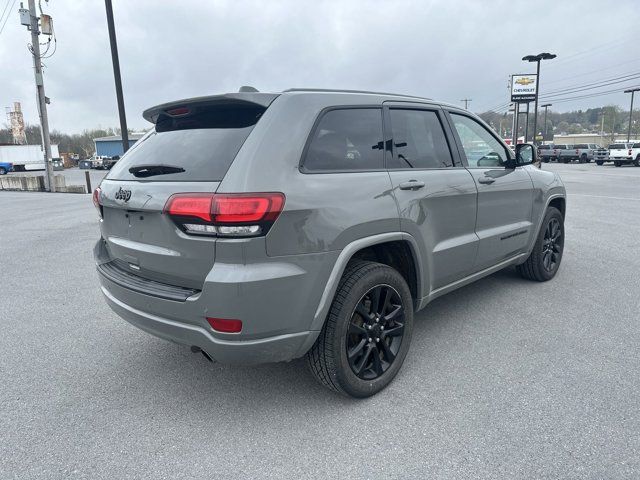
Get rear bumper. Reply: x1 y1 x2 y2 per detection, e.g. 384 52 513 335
102 286 318 364
95 238 335 364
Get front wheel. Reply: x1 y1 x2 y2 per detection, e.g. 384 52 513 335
0 167 6 175
614 161 622 167
306 261 414 398
517 207 564 282
596 161 604 166
634 156 640 167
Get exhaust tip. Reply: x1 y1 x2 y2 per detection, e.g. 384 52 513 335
191 345 214 363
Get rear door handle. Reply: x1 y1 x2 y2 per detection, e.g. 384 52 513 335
478 177 495 185
398 180 426 191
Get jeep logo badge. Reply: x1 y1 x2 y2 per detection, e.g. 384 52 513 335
115 187 132 202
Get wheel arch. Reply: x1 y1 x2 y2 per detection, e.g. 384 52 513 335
310 232 424 332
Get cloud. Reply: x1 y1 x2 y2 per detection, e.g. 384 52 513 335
0 0 638 133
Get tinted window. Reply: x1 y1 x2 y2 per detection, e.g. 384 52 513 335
575 144 589 149
609 144 626 149
555 145 567 149
107 105 264 182
388 109 453 169
538 145 551 150
450 113 509 167
633 143 640 148
304 109 383 171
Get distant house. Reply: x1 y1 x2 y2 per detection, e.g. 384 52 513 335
94 133 145 157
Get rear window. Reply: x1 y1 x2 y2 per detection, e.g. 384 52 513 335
609 144 626 149
555 145 567 149
107 105 264 182
538 145 551 150
575 144 589 149
302 108 383 172
633 143 640 148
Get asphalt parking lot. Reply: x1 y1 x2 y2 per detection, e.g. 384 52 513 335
1 163 639 479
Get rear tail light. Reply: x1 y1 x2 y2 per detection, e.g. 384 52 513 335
576 149 579 154
164 192 285 237
93 187 103 218
629 149 633 156
207 317 242 333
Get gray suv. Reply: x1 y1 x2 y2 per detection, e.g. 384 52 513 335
93 88 566 397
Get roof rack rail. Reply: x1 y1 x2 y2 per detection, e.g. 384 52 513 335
282 88 430 100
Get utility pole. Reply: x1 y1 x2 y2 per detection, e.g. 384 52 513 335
541 103 552 142
624 87 639 142
104 0 129 153
460 98 472 110
21 0 55 192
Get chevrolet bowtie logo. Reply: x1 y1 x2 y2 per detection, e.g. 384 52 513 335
515 77 535 86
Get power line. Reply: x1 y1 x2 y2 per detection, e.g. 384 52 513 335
0 0 17 37
541 72 640 97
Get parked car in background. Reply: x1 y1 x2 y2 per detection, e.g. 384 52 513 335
594 146 609 165
572 144 599 163
93 88 567 397
103 156 120 170
608 143 634 167
553 144 570 163
537 144 555 163
630 142 640 167
0 161 14 175
52 158 64 171
91 155 114 170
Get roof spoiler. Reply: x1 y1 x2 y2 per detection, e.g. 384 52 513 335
143 92 279 124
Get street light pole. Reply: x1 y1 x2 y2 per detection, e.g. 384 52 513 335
523 52 557 145
624 87 640 143
541 103 552 141
104 0 129 153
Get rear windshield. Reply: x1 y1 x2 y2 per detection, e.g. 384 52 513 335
555 145 567 149
575 144 589 149
609 144 626 149
538 145 551 150
107 105 264 182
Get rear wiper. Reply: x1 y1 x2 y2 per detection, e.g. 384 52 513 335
128 164 185 178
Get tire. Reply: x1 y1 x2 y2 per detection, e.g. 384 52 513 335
517 207 564 282
634 156 640 167
543 158 550 163
563 158 570 164
0 167 6 175
306 260 414 398
614 161 622 167
596 161 604 166
579 154 587 164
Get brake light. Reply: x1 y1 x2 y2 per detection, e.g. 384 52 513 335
629 149 633 156
207 317 243 333
93 187 103 217
575 149 579 154
164 192 285 237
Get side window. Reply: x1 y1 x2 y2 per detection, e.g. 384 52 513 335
303 108 383 172
388 109 454 169
449 113 509 168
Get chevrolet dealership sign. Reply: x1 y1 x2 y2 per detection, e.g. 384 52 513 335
511 74 538 102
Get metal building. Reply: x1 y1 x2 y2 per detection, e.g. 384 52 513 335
94 133 145 157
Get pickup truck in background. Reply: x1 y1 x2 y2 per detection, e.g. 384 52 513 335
573 144 599 163
594 146 609 165
537 144 555 162
554 144 573 163
608 143 636 167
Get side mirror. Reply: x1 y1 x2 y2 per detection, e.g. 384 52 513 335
515 143 536 166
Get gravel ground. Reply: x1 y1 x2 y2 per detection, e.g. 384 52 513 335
1 162 639 479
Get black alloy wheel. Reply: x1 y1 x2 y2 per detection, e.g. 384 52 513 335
542 217 563 273
346 285 405 380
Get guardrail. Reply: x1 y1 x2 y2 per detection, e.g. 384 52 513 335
0 174 86 193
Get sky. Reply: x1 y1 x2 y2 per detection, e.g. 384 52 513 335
0 0 639 134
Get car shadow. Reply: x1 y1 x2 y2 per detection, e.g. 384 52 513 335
97 266 533 415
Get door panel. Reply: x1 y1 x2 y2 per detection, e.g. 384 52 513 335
444 110 535 272
465 168 533 271
384 104 479 292
389 169 479 290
